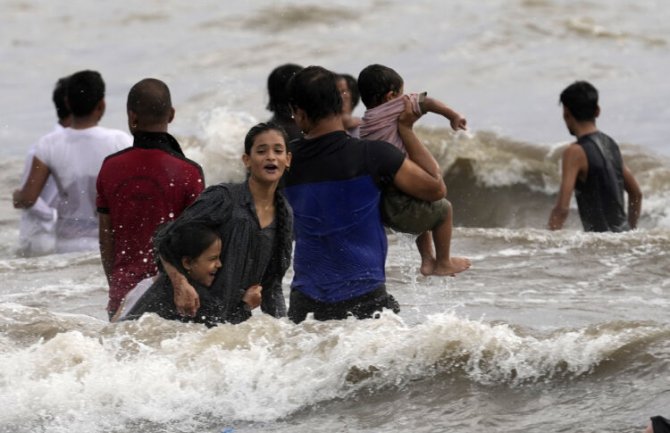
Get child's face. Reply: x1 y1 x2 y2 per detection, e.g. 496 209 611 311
243 130 291 184
186 238 222 287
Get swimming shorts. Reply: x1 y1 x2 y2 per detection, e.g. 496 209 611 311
381 185 450 235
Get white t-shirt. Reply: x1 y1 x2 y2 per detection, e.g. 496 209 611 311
34 125 132 252
18 124 63 256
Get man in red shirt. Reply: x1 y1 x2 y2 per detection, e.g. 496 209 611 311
97 78 205 319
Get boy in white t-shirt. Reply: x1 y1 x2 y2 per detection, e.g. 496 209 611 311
17 76 71 257
13 70 131 253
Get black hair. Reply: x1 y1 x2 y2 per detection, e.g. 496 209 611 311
52 76 71 121
66 70 105 117
244 122 289 155
357 64 404 109
338 73 360 110
287 65 342 123
127 78 173 124
267 63 304 118
159 223 220 275
560 81 599 122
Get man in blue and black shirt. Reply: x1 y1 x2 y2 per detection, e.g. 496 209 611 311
283 65 447 323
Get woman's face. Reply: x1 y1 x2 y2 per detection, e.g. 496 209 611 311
184 238 222 287
243 130 291 184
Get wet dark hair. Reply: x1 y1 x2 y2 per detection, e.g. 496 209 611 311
244 122 289 155
560 81 599 122
159 223 220 274
52 76 71 121
287 65 342 123
267 63 303 118
338 73 360 110
358 64 404 109
67 70 105 117
127 78 173 124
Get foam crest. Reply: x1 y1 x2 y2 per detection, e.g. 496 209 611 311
181 106 258 185
0 309 664 432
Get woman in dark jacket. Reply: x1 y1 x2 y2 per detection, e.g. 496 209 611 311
151 122 293 324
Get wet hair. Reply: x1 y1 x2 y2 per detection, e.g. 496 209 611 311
358 64 404 109
287 65 342 123
52 76 71 121
127 78 173 124
159 223 220 274
244 122 289 155
267 63 303 117
338 73 360 110
560 81 599 122
66 70 105 117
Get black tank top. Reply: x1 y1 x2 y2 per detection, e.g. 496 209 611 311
575 131 629 232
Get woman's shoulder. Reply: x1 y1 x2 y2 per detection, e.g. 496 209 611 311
199 182 246 203
204 181 249 197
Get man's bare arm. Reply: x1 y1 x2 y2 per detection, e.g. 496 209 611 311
548 144 585 230
13 156 50 208
622 164 642 229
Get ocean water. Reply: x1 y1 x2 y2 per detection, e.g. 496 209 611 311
1 1 669 432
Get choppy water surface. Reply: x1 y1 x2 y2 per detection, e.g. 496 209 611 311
1 1 669 432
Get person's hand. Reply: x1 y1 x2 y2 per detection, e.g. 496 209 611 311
450 115 467 131
12 189 24 208
174 281 200 317
242 284 262 310
398 96 420 128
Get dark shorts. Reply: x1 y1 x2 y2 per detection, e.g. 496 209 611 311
287 285 400 324
381 185 450 235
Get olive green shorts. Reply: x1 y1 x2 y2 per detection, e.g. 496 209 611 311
381 185 451 235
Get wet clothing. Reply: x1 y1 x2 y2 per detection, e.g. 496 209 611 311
96 131 205 314
288 284 399 323
360 91 447 235
360 92 426 153
34 125 132 252
381 185 450 235
575 131 629 232
121 274 228 327
283 130 405 318
152 181 293 324
18 124 62 257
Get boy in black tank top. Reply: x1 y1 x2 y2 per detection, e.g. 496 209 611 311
547 81 642 232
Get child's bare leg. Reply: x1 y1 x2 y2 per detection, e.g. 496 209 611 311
431 201 471 276
416 231 436 276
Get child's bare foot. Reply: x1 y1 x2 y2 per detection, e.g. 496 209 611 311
432 257 471 276
420 258 436 276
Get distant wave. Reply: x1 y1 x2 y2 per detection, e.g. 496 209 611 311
2 122 668 232
416 126 670 229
